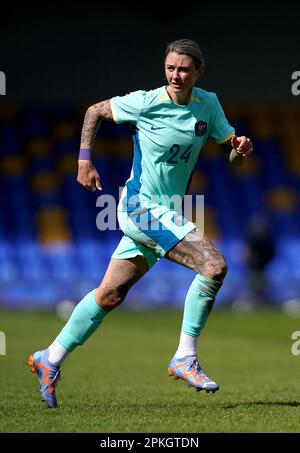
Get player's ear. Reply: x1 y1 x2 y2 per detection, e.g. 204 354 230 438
197 64 205 78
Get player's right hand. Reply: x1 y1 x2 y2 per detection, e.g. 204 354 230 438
231 134 253 157
77 160 102 192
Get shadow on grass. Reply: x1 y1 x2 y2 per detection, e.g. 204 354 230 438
59 399 300 413
224 401 300 409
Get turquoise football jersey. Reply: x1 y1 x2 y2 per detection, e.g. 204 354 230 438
110 86 234 211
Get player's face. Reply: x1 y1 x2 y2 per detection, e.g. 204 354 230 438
165 52 203 97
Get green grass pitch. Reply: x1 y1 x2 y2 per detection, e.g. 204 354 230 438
0 308 299 433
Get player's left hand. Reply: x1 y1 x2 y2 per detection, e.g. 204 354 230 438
231 134 254 157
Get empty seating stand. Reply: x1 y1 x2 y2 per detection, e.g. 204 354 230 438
0 102 299 308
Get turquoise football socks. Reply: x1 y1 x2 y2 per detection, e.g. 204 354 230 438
54 276 220 356
181 274 222 337
56 289 108 352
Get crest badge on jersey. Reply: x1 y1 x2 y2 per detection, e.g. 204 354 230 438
172 214 188 227
195 120 207 137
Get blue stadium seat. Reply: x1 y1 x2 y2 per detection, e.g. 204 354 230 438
14 241 45 280
0 123 23 153
0 240 18 282
21 105 51 138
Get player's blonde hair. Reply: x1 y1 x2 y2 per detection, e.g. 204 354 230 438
165 39 205 69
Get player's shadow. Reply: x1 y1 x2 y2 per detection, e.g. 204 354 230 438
223 401 300 409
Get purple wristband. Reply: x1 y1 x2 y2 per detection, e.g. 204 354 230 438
79 148 91 160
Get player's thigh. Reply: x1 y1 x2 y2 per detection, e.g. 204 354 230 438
165 227 227 279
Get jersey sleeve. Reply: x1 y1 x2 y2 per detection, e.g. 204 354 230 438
209 94 235 144
110 90 147 125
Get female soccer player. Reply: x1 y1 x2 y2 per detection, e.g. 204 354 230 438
28 39 253 407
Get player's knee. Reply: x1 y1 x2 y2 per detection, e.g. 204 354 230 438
201 252 228 282
215 253 228 280
95 284 128 311
212 253 228 281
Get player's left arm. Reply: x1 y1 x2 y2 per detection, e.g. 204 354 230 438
221 134 254 165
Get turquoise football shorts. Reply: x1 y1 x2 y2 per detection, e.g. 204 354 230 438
111 203 196 270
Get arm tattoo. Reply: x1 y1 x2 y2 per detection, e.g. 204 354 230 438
80 99 114 149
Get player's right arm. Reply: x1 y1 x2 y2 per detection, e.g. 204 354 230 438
77 100 114 192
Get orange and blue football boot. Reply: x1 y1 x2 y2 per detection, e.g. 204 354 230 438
168 355 219 393
27 349 61 408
